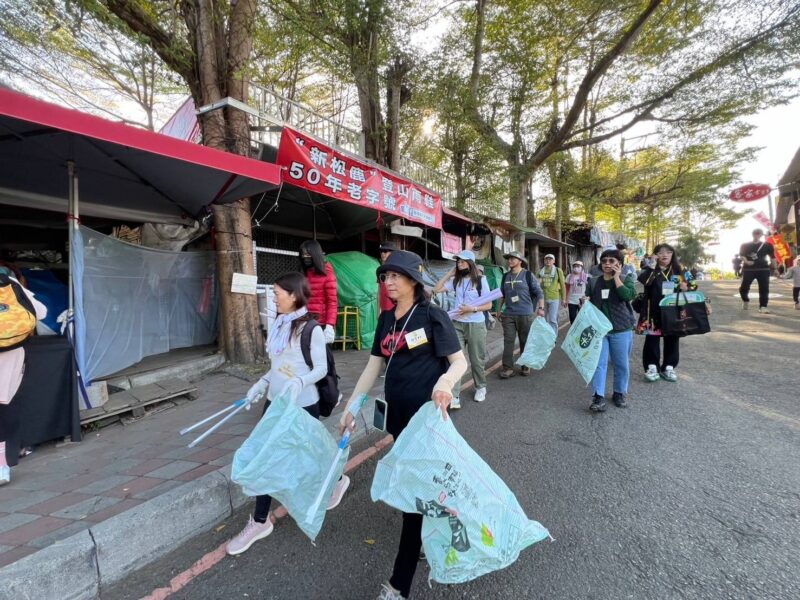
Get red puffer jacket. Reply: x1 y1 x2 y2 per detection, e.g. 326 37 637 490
305 262 338 327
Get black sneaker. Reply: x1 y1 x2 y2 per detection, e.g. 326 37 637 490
419 548 427 562
589 395 606 412
612 392 628 408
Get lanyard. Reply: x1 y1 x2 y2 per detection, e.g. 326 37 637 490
384 303 420 376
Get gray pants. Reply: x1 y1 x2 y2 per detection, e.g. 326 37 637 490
544 300 560 335
501 314 534 370
452 321 487 396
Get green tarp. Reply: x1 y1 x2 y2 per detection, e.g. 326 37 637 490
478 261 504 311
327 252 379 349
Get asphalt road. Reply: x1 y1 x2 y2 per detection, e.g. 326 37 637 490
110 280 800 600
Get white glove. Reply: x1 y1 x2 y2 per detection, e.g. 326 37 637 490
324 325 335 345
245 377 269 409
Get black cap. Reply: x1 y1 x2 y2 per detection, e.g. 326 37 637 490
379 241 397 252
376 250 424 284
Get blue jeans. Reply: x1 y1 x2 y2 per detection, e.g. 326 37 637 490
591 330 633 397
544 300 560 335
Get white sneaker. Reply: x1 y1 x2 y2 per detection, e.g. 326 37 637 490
327 475 350 510
758 307 771 314
0 465 10 486
376 583 406 600
474 387 487 403
644 365 659 382
741 301 749 310
795 302 799 310
450 396 461 410
661 366 678 383
226 515 273 555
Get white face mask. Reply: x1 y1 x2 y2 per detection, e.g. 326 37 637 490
572 266 582 274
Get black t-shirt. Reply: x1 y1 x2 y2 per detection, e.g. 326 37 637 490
371 302 461 437
739 241 774 270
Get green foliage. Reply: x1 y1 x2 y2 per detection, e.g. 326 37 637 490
0 0 186 129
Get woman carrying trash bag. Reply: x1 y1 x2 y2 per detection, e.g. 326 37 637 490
584 248 637 412
299 240 338 345
433 250 491 407
339 250 467 600
226 272 349 556
637 244 696 383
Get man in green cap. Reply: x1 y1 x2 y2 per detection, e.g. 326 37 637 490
496 251 544 378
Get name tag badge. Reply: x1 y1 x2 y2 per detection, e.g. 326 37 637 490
405 327 429 349
662 282 675 295
511 295 520 303
601 289 610 300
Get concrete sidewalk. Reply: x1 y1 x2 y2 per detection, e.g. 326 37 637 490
0 318 522 599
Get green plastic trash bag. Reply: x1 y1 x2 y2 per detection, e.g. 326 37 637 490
516 316 556 370
327 252 379 348
371 402 551 585
231 391 347 541
560 302 613 384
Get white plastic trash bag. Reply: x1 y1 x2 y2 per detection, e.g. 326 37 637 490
516 316 556 370
231 391 346 541
560 301 612 384
371 402 551 584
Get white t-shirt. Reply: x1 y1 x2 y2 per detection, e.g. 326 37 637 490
266 323 327 408
445 276 490 324
566 274 587 305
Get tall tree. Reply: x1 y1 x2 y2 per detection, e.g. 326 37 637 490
87 0 264 363
463 0 800 247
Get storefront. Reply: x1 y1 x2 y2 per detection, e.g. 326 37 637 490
0 88 281 446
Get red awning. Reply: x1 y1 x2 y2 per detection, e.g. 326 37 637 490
0 88 281 223
443 206 477 224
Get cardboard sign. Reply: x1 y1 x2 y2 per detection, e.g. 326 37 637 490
231 273 258 295
441 231 463 260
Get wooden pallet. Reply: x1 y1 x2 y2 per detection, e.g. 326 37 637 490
80 378 197 425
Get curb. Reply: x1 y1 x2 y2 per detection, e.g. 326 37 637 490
0 326 517 599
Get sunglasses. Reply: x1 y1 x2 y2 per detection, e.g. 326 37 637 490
600 258 618 264
378 273 404 282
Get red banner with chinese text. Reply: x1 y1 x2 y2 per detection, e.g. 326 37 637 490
276 127 442 228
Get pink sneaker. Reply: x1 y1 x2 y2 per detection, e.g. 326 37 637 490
327 475 351 510
226 515 273 555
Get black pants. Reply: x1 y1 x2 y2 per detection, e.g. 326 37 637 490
254 401 320 523
568 303 580 324
739 269 770 307
389 512 423 598
793 287 799 304
642 334 680 371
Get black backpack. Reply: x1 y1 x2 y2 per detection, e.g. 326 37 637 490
300 319 341 417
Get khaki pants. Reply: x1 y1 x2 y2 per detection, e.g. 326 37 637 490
452 321 487 396
501 314 534 370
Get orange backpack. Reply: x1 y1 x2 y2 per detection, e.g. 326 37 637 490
0 274 37 351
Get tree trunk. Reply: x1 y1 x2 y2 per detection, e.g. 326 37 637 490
509 164 529 251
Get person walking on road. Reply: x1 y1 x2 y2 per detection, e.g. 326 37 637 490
781 255 800 309
226 272 349 556
300 240 338 344
496 251 544 379
584 248 637 412
565 260 588 324
739 229 775 313
338 250 466 600
637 244 696 383
377 241 397 313
538 253 566 335
732 254 743 278
433 250 492 407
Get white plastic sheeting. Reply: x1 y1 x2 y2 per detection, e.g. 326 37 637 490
72 225 217 382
